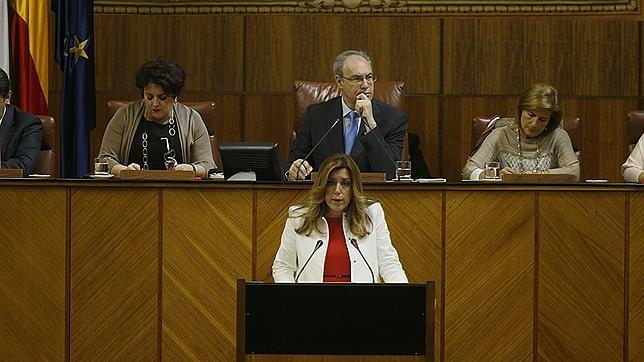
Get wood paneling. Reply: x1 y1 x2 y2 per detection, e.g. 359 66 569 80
245 16 440 94
0 188 66 361
403 96 441 177
443 19 639 97
70 188 158 359
445 191 534 360
244 95 295 163
630 192 644 361
94 14 244 92
371 189 442 362
538 191 624 360
163 189 252 360
255 189 308 282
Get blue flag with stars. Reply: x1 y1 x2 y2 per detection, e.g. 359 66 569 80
52 0 96 178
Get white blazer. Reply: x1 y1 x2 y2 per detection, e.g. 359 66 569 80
272 202 408 283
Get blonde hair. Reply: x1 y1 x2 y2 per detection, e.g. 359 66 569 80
516 83 562 137
293 154 375 238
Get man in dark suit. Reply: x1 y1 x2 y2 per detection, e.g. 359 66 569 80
0 68 42 175
286 50 408 180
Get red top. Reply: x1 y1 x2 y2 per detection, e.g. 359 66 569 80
323 216 351 283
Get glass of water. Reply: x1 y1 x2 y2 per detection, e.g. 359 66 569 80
484 161 500 179
94 157 109 175
395 160 412 181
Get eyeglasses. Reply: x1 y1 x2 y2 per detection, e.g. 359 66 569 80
341 73 377 84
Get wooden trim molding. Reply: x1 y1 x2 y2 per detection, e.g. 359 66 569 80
94 0 639 15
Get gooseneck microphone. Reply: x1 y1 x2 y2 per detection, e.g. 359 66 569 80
294 239 324 283
362 120 398 180
294 118 341 180
350 238 375 283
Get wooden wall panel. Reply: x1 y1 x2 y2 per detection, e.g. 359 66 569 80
163 189 252 360
403 96 441 177
0 188 66 361
245 16 440 94
444 19 639 97
244 95 295 163
538 192 624 360
371 190 442 362
445 191 534 360
255 189 308 282
94 14 244 92
561 98 639 181
70 188 158 359
630 192 644 361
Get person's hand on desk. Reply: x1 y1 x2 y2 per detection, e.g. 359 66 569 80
288 159 312 180
111 163 140 178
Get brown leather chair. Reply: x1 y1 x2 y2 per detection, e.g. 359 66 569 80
626 110 644 154
106 101 220 169
35 115 56 176
471 115 582 160
292 80 409 160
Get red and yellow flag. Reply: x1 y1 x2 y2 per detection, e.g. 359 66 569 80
9 0 48 115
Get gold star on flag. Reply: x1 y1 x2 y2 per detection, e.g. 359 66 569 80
69 35 89 63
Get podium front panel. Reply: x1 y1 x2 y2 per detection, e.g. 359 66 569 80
245 283 426 355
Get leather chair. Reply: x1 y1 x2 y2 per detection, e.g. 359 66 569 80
626 110 644 154
35 115 56 176
471 115 582 160
106 101 221 169
293 80 409 160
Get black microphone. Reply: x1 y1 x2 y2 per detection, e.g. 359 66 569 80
294 118 341 180
361 119 399 180
294 239 324 283
350 238 375 283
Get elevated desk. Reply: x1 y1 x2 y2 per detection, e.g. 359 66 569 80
0 180 642 360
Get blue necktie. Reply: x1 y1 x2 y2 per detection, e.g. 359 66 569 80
344 111 359 155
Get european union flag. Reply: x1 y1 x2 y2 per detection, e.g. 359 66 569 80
52 0 95 178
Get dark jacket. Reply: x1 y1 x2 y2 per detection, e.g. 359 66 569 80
0 104 43 175
287 96 408 179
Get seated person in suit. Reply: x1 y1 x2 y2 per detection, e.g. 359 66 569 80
462 83 580 181
622 135 644 182
286 49 408 180
273 153 408 283
0 68 42 175
98 58 214 178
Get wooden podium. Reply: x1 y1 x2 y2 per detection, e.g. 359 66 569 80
236 280 434 361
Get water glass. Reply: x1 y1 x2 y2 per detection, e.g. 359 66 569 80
395 160 412 181
94 157 109 175
484 161 500 179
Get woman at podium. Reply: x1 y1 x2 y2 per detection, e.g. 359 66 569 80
272 153 408 283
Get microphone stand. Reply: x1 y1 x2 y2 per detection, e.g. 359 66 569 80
294 118 341 180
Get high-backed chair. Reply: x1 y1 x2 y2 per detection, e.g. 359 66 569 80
471 115 582 160
626 110 644 154
35 115 56 176
292 80 409 160
106 101 221 169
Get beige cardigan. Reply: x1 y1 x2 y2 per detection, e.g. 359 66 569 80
98 100 215 172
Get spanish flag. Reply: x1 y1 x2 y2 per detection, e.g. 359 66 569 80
9 0 48 115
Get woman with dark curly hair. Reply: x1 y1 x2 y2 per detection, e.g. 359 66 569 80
272 153 407 283
98 58 214 177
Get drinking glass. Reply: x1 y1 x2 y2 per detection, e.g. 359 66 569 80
94 157 109 175
484 161 500 179
395 160 412 181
